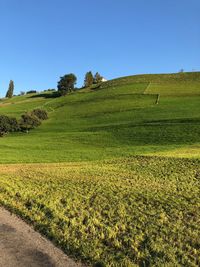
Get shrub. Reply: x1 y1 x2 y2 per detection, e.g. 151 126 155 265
8 117 19 132
44 89 56 92
31 109 48 120
26 90 37 94
0 115 19 135
0 115 11 135
19 113 41 131
0 109 48 137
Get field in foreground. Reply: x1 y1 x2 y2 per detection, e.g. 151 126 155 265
0 156 199 266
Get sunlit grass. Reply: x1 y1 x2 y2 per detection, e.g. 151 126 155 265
0 157 199 266
0 79 199 163
0 72 200 266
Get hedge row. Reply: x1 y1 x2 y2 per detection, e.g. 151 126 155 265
0 109 48 136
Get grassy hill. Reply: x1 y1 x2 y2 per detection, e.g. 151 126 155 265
0 71 200 163
0 72 200 266
101 71 200 96
101 71 200 87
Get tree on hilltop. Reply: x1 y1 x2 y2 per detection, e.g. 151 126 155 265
6 80 14 98
84 71 94 87
94 72 103 84
57 73 77 96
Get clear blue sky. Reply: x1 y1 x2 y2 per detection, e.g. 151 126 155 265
0 0 199 96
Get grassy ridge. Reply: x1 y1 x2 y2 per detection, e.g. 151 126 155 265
0 73 199 163
101 72 200 88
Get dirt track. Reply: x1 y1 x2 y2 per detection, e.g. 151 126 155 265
0 207 83 267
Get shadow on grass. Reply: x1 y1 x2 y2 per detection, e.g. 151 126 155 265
28 92 60 99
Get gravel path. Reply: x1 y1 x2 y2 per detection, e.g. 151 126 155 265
0 207 84 267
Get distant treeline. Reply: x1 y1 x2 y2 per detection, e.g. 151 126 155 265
5 71 105 99
20 89 56 96
0 109 48 137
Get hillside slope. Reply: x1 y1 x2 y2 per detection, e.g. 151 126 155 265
0 72 200 267
101 71 200 96
0 72 199 163
101 71 200 87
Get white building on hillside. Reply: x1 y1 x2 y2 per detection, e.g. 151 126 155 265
101 77 107 82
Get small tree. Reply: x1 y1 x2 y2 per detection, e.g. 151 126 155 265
6 80 14 98
31 109 48 120
0 115 19 136
19 113 41 131
94 72 103 84
0 115 12 135
8 117 19 132
57 73 77 96
84 71 94 87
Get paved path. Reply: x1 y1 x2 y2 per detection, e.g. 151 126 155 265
0 207 83 267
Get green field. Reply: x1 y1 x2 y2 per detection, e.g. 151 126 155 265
0 72 200 163
0 157 199 266
0 72 200 266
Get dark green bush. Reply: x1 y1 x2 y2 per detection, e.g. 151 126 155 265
19 113 41 131
0 108 48 137
31 109 48 120
27 90 37 94
0 115 19 135
44 89 56 92
0 115 11 135
8 117 19 132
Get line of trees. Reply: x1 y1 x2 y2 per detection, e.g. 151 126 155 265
4 80 39 98
3 71 105 99
57 71 104 96
84 71 103 87
0 109 48 137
